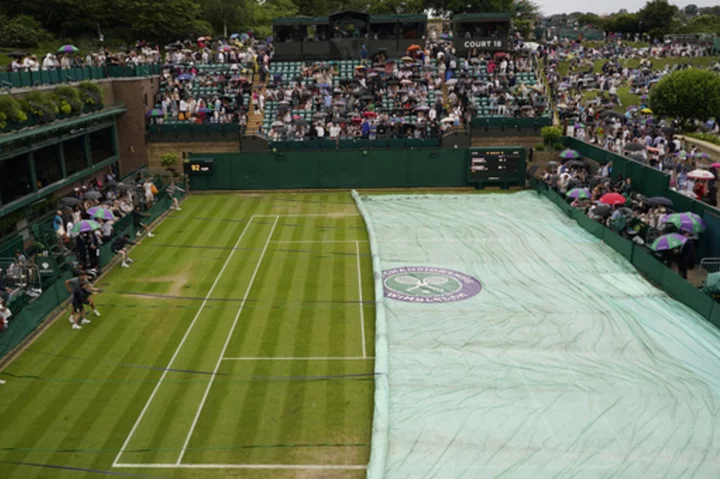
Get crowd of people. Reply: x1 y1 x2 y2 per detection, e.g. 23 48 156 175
542 156 705 279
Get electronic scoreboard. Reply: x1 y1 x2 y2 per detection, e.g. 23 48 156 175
184 158 214 175
468 147 526 188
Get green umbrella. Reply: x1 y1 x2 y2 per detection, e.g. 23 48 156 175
662 212 705 234
650 233 688 252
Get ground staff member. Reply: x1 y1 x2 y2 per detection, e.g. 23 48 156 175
66 273 101 330
112 234 137 268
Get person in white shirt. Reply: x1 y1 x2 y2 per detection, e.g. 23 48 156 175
179 99 188 121
316 124 325 137
329 124 341 138
143 180 154 208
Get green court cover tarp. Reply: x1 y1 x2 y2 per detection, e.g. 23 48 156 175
355 191 720 478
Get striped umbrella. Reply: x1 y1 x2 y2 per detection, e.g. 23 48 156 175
87 207 115 221
559 148 581 159
57 45 79 53
662 212 705 234
694 152 710 160
71 220 102 234
147 109 164 117
599 192 626 205
566 188 591 199
675 150 688 159
650 233 688 252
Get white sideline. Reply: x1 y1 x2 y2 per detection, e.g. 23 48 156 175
222 356 374 361
271 240 367 244
176 216 279 465
114 463 367 470
111 216 259 468
356 241 367 359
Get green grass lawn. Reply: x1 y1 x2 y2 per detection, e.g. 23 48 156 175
557 56 720 76
0 192 375 478
581 86 641 113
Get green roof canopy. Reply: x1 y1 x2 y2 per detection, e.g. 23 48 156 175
452 13 511 22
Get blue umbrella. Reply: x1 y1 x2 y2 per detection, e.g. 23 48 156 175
177 73 194 81
198 107 213 114
240 33 250 42
230 33 240 39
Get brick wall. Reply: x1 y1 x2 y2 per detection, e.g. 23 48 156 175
111 77 160 176
146 141 239 173
472 135 542 149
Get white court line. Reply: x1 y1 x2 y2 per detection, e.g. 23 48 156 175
356 240 367 359
114 463 366 470
112 216 258 468
254 214 358 218
271 240 367 244
176 216 279 465
222 356 374 361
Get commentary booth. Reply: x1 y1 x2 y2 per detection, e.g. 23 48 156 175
452 13 511 56
272 12 428 60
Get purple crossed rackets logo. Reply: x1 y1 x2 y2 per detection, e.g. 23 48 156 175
383 266 482 303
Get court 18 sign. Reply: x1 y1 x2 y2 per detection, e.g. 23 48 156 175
383 266 482 303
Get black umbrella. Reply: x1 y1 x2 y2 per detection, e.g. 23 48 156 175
7 52 26 58
60 197 82 206
661 126 675 135
85 191 103 200
646 196 674 207
594 205 612 217
624 143 644 152
117 183 133 192
629 154 646 162
565 160 586 168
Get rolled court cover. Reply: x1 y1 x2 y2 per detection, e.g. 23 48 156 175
354 191 720 479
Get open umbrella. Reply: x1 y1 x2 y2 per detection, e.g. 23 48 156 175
646 196 673 207
694 152 710 160
712 163 720 169
566 188 591 199
84 191 102 200
629 154 646 162
663 212 705 234
624 143 644 152
60 197 82 206
599 192 626 205
559 148 580 159
147 109 164 117
640 107 653 114
593 205 613 217
87 207 115 221
446 79 458 86
57 45 79 54
650 233 688 252
675 150 688 159
7 52 25 58
71 220 102 234
177 73 194 81
117 183 134 192
688 169 715 180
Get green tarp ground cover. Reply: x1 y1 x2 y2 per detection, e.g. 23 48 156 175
358 191 720 478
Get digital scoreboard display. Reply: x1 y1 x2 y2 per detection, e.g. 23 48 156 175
468 148 525 184
185 158 213 175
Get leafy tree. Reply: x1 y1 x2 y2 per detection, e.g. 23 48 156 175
698 6 720 17
423 0 514 17
605 13 641 34
513 0 540 20
0 14 50 47
251 0 299 38
368 0 424 15
683 4 698 17
203 0 253 37
637 0 679 38
650 69 720 129
577 13 605 29
114 0 207 42
680 14 720 35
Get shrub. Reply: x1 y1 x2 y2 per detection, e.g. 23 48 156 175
552 142 564 151
24 91 59 124
77 82 104 109
0 15 50 48
160 153 179 169
685 132 720 146
0 112 6 130
541 126 562 145
54 86 83 116
0 96 28 124
534 143 546 151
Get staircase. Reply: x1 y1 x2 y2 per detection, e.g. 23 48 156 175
246 71 266 135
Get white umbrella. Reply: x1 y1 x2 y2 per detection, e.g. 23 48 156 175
688 169 715 180
445 79 458 86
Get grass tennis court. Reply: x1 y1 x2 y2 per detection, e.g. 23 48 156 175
0 192 374 478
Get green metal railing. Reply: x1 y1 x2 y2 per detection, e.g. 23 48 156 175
0 64 163 89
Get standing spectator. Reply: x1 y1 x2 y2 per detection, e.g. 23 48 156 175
143 179 155 208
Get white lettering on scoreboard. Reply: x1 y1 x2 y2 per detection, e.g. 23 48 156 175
464 40 504 48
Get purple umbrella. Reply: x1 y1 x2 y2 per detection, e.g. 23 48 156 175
566 188 591 199
559 148 581 159
650 233 688 252
661 212 705 234
87 207 115 221
57 45 79 54
71 220 102 234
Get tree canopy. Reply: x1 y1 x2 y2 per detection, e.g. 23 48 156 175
649 69 720 128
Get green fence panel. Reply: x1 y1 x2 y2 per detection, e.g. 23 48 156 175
603 230 633 261
361 153 409 188
667 190 695 212
319 152 365 187
709 303 720 329
662 270 715 318
632 247 666 286
575 212 605 239
642 167 670 198
0 235 24 258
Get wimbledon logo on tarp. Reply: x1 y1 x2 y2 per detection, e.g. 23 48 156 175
383 266 482 303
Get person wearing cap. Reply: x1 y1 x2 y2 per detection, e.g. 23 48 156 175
66 273 101 330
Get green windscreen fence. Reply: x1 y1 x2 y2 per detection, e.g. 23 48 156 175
356 191 720 478
0 190 183 359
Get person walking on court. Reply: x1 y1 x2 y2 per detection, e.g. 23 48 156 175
133 206 155 238
167 180 185 211
66 273 101 330
112 234 137 268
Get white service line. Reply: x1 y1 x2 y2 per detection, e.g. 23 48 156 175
176 216 279 465
112 216 258 468
254 214 357 218
222 356 374 361
115 463 367 470
355 240 367 359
